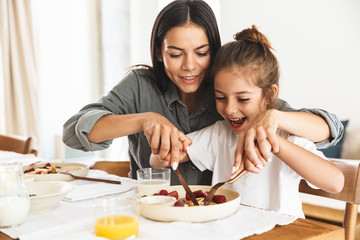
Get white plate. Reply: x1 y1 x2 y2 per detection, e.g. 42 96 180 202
136 185 240 222
26 181 74 213
22 162 89 181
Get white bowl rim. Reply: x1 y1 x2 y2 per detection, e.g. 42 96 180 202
26 181 74 199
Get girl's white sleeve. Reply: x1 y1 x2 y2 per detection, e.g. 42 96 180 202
186 122 223 172
278 130 328 189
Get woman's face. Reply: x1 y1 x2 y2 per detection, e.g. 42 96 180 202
214 66 267 135
159 23 211 98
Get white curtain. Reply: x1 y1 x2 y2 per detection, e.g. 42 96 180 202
0 0 39 141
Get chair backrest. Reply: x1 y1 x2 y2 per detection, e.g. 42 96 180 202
299 158 360 240
91 161 130 178
0 134 38 156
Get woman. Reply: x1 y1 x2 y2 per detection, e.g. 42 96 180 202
62 0 343 185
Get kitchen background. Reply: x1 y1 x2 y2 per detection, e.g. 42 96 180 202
1 0 359 162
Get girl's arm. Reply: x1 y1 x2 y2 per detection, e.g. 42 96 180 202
274 135 344 193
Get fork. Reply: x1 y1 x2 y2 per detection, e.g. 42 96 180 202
203 169 247 206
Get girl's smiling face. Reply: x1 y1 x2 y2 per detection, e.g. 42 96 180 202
214 66 267 135
158 23 211 100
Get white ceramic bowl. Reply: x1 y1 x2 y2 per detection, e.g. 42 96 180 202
136 185 240 222
138 195 177 206
23 162 89 181
26 181 74 213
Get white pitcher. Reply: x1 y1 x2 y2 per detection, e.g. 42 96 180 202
0 162 30 228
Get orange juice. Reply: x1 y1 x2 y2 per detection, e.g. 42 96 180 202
95 215 139 239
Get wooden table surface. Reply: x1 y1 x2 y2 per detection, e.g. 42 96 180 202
0 217 344 240
243 218 344 240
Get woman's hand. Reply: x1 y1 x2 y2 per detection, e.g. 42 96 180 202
233 109 280 173
142 113 191 167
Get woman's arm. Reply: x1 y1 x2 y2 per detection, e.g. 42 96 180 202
88 112 191 165
274 135 344 193
87 113 151 143
63 69 191 159
233 107 339 175
275 110 330 142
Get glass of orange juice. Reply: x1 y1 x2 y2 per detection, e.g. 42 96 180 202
93 197 139 239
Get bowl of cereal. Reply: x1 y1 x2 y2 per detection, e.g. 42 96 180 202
136 185 240 222
22 162 89 181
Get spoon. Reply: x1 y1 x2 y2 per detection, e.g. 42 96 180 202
204 169 247 206
58 171 122 184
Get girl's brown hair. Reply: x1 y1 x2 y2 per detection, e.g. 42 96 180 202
212 25 279 108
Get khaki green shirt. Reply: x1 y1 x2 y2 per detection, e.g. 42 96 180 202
63 68 343 185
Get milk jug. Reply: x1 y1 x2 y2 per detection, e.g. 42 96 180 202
0 162 30 228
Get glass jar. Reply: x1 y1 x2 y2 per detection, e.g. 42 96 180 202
0 162 30 228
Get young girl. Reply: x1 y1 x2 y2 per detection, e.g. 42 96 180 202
150 25 344 217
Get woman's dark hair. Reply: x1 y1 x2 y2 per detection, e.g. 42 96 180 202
149 0 221 92
212 25 280 108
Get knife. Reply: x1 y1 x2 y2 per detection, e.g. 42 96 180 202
174 169 199 205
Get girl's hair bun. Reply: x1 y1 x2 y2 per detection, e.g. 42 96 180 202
233 25 273 50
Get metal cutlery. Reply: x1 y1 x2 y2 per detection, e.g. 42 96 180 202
204 169 247 206
59 171 122 184
174 169 199 205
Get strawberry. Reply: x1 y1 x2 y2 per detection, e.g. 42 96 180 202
167 191 179 199
186 190 204 200
174 199 185 207
212 195 227 204
159 189 168 196
193 190 204 198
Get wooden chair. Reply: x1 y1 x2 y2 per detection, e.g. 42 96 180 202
91 161 130 177
0 134 38 156
299 158 360 240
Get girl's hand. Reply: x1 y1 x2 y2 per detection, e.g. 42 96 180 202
233 139 271 174
233 109 279 173
142 113 191 166
234 109 279 169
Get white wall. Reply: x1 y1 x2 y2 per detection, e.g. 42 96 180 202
130 0 360 131
219 0 360 131
32 0 100 159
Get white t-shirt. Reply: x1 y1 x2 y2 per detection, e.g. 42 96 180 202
187 120 327 218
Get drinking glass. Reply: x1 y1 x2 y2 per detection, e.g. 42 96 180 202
93 197 139 240
136 168 170 193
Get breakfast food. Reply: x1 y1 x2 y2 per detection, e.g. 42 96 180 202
23 163 61 175
152 189 227 207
